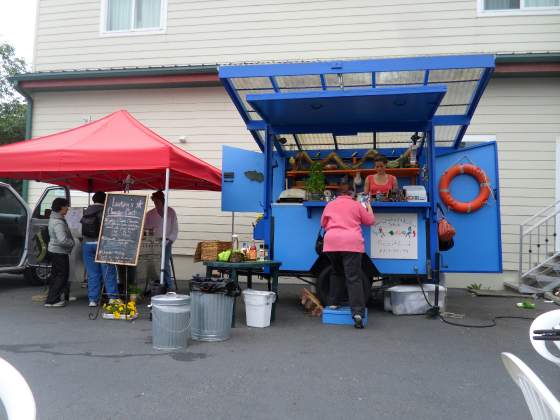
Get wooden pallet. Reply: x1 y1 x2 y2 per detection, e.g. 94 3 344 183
300 288 323 317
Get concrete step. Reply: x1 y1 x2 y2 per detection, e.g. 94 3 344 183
504 281 540 295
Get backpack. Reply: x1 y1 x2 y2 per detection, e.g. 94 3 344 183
81 206 102 238
34 226 50 263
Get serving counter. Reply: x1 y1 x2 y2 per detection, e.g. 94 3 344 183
272 201 428 275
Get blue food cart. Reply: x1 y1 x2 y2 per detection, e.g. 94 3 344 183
218 54 502 306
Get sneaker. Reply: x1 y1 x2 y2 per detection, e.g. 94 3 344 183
88 301 98 307
44 300 66 308
353 314 364 329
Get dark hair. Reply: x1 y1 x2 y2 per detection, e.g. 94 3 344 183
338 177 352 196
374 155 388 165
151 190 165 202
51 198 69 212
92 191 106 204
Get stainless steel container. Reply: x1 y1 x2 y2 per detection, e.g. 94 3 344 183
191 291 233 342
151 292 191 350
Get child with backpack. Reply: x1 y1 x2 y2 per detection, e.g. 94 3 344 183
81 192 119 307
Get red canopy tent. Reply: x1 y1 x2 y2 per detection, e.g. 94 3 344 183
0 109 221 192
0 109 222 284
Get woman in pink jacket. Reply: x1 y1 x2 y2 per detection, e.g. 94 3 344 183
320 179 375 328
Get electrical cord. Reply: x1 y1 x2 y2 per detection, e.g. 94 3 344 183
412 276 536 328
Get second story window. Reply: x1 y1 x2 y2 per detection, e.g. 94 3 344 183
103 0 166 34
481 0 559 13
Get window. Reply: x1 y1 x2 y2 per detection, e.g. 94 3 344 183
102 0 166 34
479 0 560 14
33 188 67 219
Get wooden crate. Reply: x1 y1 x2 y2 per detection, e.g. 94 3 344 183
194 241 231 262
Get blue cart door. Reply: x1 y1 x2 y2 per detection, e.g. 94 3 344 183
435 142 502 273
222 146 265 212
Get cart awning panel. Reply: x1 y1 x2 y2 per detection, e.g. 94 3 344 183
219 54 495 150
247 86 447 134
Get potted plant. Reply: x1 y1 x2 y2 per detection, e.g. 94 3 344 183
102 300 138 320
305 162 326 201
127 286 143 302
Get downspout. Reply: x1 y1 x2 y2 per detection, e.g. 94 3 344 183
13 80 33 203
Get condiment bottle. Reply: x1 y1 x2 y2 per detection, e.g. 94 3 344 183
248 242 257 260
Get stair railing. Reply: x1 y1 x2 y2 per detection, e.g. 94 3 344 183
519 200 560 280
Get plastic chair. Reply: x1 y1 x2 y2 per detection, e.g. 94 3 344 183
0 357 36 420
501 352 560 420
530 309 560 367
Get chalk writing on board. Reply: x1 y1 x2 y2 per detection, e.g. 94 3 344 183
95 193 148 266
371 213 418 260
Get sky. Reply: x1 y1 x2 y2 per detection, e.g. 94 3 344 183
0 0 38 67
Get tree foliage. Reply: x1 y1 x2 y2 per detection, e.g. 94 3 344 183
1 43 28 193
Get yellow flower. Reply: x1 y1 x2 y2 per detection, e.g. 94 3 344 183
113 311 120 319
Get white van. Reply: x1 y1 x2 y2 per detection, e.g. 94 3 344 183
0 182 71 285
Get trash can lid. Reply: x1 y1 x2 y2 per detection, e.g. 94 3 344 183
151 292 191 306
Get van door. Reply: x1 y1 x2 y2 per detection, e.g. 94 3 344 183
27 186 71 267
435 142 502 272
0 182 30 271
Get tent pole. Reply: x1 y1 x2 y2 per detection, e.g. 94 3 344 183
160 168 170 285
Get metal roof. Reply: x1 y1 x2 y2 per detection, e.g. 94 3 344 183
219 54 495 151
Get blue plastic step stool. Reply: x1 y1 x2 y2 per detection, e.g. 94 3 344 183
322 306 368 326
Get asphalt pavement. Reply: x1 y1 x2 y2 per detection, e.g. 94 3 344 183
0 274 559 420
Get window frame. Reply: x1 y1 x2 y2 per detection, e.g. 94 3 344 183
477 0 560 16
100 0 168 37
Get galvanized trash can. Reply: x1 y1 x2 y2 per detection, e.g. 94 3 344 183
151 292 191 350
191 277 236 342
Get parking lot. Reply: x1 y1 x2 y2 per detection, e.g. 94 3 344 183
1 274 558 420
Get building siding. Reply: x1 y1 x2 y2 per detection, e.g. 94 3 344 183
28 76 560 274
33 0 560 72
28 87 260 256
468 77 560 271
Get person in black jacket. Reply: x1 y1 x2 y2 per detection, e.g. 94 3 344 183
81 192 118 307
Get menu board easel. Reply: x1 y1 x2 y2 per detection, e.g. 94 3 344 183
95 193 149 266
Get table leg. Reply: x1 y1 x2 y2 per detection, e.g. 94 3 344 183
247 270 253 289
205 266 212 278
231 269 238 328
271 268 279 322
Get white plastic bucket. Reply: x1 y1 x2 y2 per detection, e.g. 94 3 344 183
242 289 276 328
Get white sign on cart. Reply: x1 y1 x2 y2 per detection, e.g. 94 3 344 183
371 213 418 260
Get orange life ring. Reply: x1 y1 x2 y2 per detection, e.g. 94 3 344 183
439 163 491 213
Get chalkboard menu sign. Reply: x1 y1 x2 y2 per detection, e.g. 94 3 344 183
95 193 149 266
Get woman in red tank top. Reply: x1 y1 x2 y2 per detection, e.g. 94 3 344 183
364 155 397 196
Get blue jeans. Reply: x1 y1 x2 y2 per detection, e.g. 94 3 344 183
83 242 118 301
163 241 174 289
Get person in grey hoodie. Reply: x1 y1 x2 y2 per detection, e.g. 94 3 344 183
45 198 75 307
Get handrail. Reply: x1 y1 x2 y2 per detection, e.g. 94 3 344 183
520 199 560 227
524 212 560 236
519 201 560 280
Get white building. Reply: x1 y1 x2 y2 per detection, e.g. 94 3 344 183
15 0 560 286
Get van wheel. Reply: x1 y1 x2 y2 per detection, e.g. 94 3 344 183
24 265 52 286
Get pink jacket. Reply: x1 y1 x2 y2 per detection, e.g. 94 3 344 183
321 196 375 253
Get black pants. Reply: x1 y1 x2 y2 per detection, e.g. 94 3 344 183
326 252 369 317
46 252 70 304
